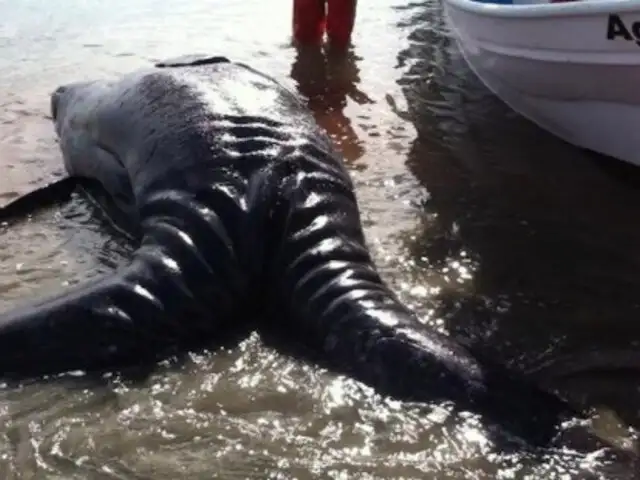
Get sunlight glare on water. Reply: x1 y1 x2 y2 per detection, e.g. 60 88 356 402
1 0 640 478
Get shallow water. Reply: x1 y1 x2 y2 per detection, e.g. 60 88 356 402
1 0 640 478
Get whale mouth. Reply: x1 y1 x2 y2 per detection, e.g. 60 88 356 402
155 54 231 69
51 86 63 121
51 84 73 122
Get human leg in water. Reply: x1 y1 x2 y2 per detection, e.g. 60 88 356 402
293 0 326 45
326 0 357 48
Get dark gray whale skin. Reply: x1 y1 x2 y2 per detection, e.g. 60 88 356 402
0 55 590 446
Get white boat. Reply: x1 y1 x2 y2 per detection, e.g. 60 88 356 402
443 0 640 166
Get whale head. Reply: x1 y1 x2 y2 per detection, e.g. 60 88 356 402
50 55 236 218
51 79 137 224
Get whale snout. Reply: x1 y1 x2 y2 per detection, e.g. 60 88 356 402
50 85 68 121
50 81 95 124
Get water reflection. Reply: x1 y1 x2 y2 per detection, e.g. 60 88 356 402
290 43 372 162
395 0 640 460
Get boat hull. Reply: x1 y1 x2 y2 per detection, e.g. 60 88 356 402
444 1 640 166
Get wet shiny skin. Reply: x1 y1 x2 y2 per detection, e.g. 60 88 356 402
2 57 578 444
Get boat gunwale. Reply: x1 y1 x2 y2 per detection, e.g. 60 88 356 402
445 0 640 19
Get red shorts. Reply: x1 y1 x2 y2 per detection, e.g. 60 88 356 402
293 0 357 47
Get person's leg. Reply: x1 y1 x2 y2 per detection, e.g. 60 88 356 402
293 0 327 45
326 0 357 48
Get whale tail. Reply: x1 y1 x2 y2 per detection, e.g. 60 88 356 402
263 145 591 447
0 187 251 379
